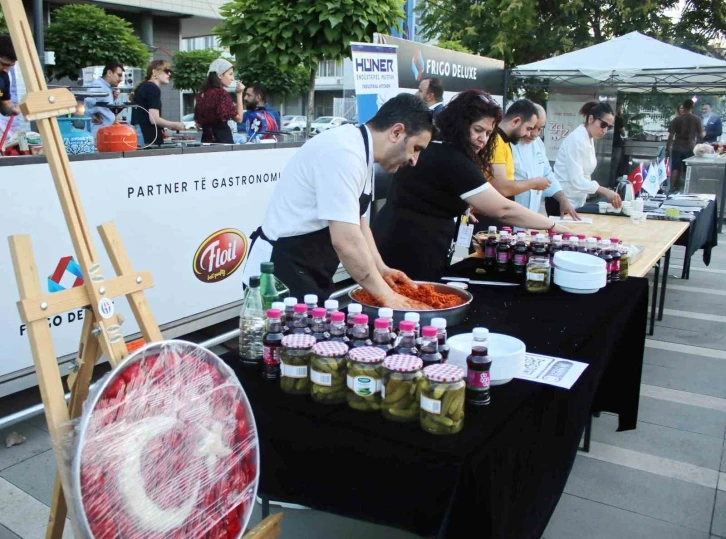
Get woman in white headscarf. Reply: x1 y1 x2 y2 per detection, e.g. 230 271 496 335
194 58 244 144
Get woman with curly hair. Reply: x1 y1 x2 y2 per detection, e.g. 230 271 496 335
372 89 570 281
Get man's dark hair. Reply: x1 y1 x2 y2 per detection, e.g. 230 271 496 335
701 101 712 109
683 98 695 111
504 98 538 123
103 62 125 78
201 71 224 92
0 35 17 62
366 92 434 136
250 82 268 103
423 77 444 102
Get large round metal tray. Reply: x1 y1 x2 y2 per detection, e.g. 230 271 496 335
72 340 259 538
348 281 473 327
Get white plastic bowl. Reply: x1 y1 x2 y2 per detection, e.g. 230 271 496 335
554 267 606 293
447 333 526 385
553 251 606 274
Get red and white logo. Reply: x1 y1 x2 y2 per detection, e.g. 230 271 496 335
193 229 248 283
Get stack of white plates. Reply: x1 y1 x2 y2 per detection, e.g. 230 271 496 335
553 251 607 294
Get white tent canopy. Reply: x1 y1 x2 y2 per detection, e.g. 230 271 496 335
512 32 726 93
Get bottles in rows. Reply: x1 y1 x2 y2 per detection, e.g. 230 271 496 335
350 314 372 348
512 233 528 276
585 237 598 255
419 326 442 368
324 299 339 324
378 307 396 339
239 276 265 367
373 317 394 353
304 294 318 318
262 308 284 379
404 312 421 339
599 239 614 284
466 327 492 406
328 311 350 347
496 231 512 272
260 262 288 309
391 320 419 356
484 225 498 266
309 307 329 342
431 317 449 361
533 234 547 258
567 235 579 253
271 301 288 334
291 304 312 335
577 234 587 252
549 234 563 262
347 303 363 338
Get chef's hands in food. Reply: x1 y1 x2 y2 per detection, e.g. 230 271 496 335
381 267 417 290
559 199 581 221
384 293 432 311
530 177 552 191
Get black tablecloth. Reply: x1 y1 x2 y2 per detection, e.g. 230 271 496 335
223 259 647 539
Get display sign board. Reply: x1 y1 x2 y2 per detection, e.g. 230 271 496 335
350 43 400 124
545 94 590 162
0 148 296 379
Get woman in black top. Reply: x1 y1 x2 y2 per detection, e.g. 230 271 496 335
372 89 570 281
130 60 185 146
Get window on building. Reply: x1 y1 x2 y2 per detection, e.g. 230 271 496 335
317 60 343 78
182 35 221 52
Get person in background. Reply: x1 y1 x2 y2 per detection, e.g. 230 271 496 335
611 103 626 186
129 59 185 146
239 83 280 140
84 62 124 138
676 103 684 116
512 103 579 220
416 77 444 118
372 90 570 282
666 98 705 193
0 35 20 117
0 64 21 138
701 102 722 143
554 101 622 210
194 58 243 144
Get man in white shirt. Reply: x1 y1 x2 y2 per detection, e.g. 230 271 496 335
84 62 124 137
512 104 579 220
416 77 444 118
244 93 434 307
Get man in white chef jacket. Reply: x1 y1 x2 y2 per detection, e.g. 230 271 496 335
512 104 580 221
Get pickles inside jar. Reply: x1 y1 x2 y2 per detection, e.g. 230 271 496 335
280 334 316 395
346 346 386 412
526 257 551 293
381 354 424 423
310 341 349 404
420 364 465 435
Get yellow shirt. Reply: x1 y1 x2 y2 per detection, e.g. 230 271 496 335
490 132 515 181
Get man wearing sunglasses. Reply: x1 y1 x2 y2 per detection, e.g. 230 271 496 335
0 35 21 117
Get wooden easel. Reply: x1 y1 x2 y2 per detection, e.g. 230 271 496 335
2 0 281 537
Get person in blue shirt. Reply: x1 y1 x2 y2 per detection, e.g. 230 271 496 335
238 82 280 140
701 102 722 143
511 103 580 221
84 62 125 137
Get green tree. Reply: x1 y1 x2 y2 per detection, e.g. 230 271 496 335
172 49 221 93
0 8 7 33
45 4 149 81
435 40 471 54
235 59 311 99
216 0 404 134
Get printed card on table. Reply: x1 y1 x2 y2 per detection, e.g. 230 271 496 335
516 353 588 390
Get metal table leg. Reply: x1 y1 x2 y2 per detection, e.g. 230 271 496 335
580 414 592 453
261 495 270 518
649 261 660 336
658 248 671 321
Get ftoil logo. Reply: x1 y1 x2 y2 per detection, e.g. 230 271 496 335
355 58 394 72
412 50 425 81
193 228 247 283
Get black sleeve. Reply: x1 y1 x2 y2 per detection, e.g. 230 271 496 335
615 116 624 130
145 83 162 111
443 145 489 198
0 72 10 102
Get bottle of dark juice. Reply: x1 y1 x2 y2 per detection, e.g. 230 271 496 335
372 318 393 353
291 304 312 335
484 226 498 266
328 311 350 348
391 320 419 356
262 309 284 379
309 307 330 342
512 233 528 277
466 327 492 406
431 317 449 361
350 314 373 348
419 326 442 368
496 231 512 273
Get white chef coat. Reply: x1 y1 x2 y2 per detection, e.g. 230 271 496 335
553 124 599 209
512 137 563 213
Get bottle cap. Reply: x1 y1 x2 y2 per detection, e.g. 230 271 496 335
266 309 281 318
260 262 274 274
353 314 369 325
500 231 509 238
348 303 363 314
536 233 546 239
271 302 285 311
517 232 526 238
330 311 345 322
530 231 538 236
311 307 327 318
304 294 318 305
248 276 260 288
421 326 438 337
569 236 578 243
594 235 602 241
431 317 447 329
553 235 562 241
324 299 339 310
563 233 572 239
601 239 612 245
374 318 390 329
399 320 415 332
488 226 497 233
472 327 489 339
293 304 307 314
577 234 586 240
502 226 512 232
378 307 393 318
610 237 620 243
284 297 297 307
404 312 420 323
586 237 597 243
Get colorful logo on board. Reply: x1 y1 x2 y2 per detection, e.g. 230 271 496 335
193 228 248 283
48 256 84 293
412 50 425 81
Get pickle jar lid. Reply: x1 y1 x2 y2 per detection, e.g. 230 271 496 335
312 341 348 357
424 363 464 382
384 354 423 372
348 346 386 364
282 334 317 349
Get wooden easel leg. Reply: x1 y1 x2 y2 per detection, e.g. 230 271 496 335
46 313 103 539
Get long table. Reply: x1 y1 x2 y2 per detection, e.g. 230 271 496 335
224 259 648 539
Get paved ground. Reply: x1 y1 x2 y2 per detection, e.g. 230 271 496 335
0 235 724 538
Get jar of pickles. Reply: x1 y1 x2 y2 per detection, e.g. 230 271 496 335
619 246 629 280
381 354 423 423
525 256 551 293
310 341 349 404
280 334 316 395
420 364 465 435
346 346 386 412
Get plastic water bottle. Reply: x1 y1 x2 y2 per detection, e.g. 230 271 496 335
239 276 265 367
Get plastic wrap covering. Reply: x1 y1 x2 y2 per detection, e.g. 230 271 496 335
71 340 259 538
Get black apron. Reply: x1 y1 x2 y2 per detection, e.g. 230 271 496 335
249 125 372 299
201 122 233 144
